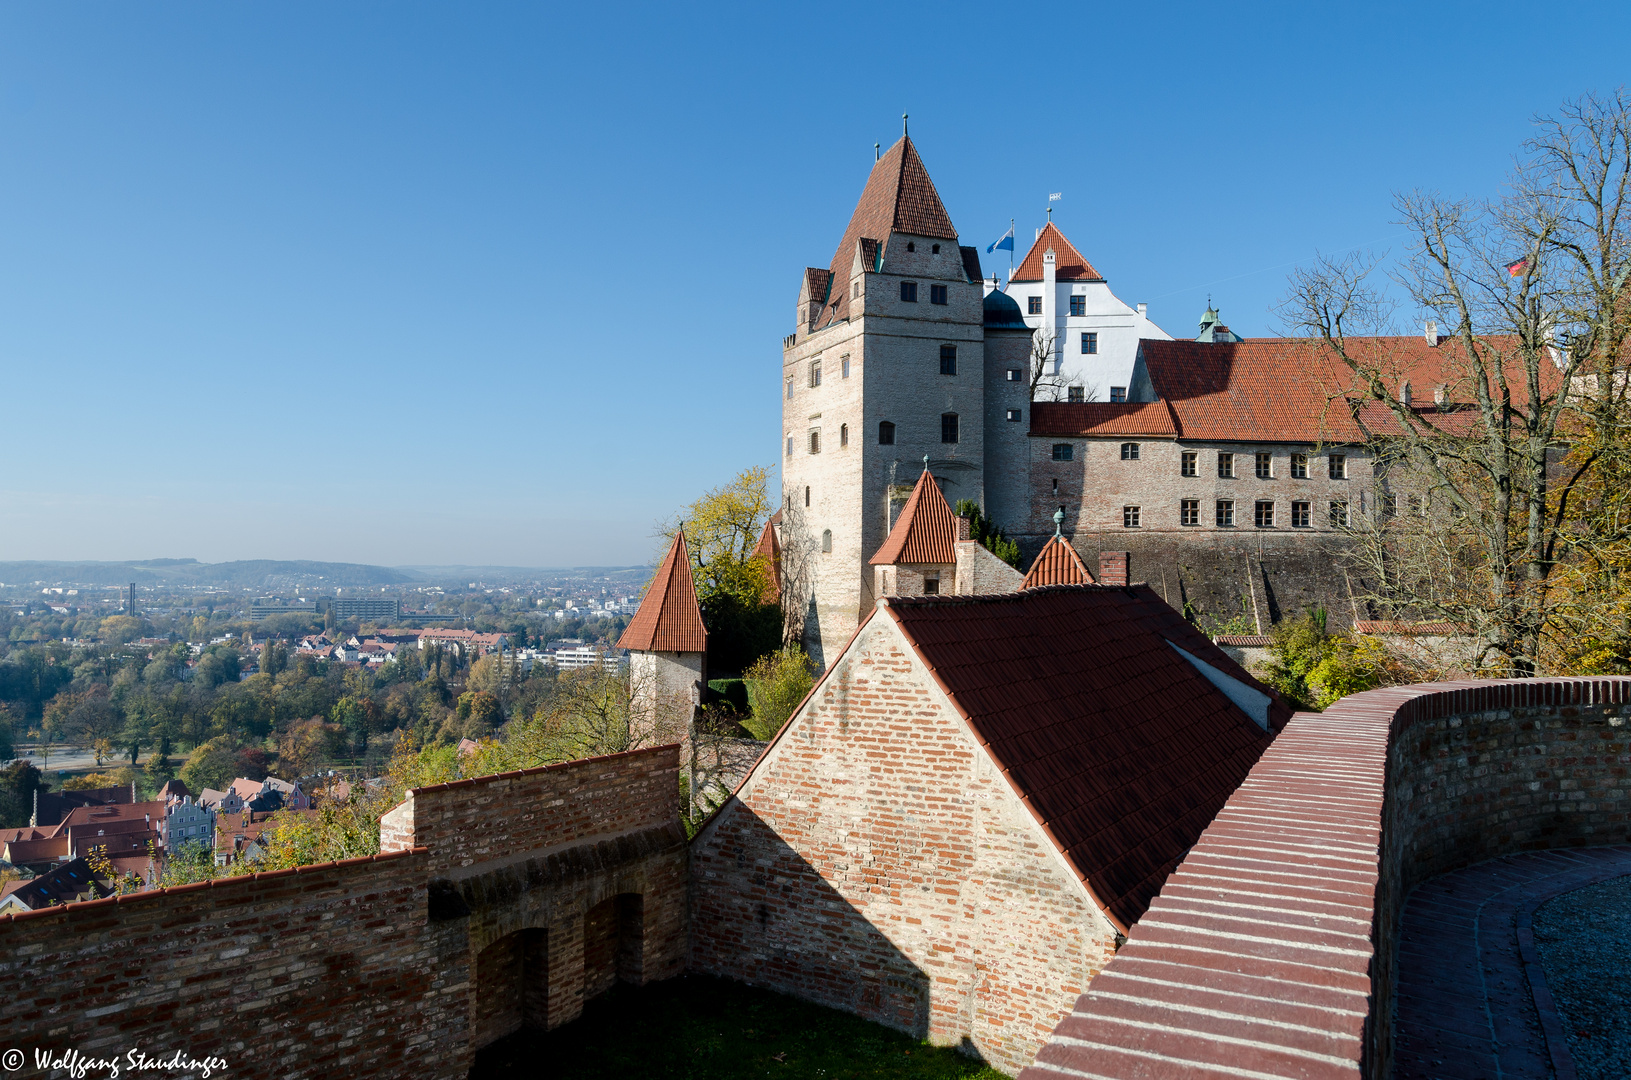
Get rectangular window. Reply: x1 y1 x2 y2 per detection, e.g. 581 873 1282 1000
1069 295 1086 317
1006 368 1023 382
808 430 821 454
900 281 918 303
785 378 794 400
930 283 948 305
1407 494 1425 516
786 436 793 457
852 280 860 299
1255 500 1274 528
1290 452 1308 478
922 576 939 595
1052 443 1074 461
1181 499 1200 526
841 355 850 378
1123 505 1141 528
1109 386 1126 403
1068 386 1085 403
1181 451 1197 477
1329 454 1347 479
1216 500 1235 527
1006 408 1021 422
1028 295 1042 315
941 413 959 444
878 421 895 445
1329 500 1349 527
1121 442 1139 460
1082 331 1098 354
940 344 957 376
840 423 849 447
809 360 822 388
1218 452 1235 478
1255 452 1272 479
1292 500 1311 528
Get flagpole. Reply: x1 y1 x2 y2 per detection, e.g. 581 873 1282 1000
1009 217 1014 284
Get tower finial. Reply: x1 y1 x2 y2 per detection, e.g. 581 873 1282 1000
1053 508 1064 537
902 113 908 137
923 454 930 471
874 141 880 162
1046 205 1052 221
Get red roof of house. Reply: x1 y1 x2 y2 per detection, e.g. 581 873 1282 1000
1107 334 1560 444
869 466 960 566
884 585 1290 929
817 135 959 326
1021 536 1096 588
1353 620 1462 636
1030 401 1178 437
618 528 709 653
50 801 166 837
1010 222 1104 283
753 511 781 605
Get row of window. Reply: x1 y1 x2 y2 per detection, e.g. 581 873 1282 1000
1064 385 1126 403
1025 294 1103 332
1048 445 1349 479
1115 500 1352 529
899 282 950 305
789 417 959 456
791 354 852 396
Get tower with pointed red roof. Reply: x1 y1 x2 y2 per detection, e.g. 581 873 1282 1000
618 527 708 747
869 462 1023 597
781 126 1032 666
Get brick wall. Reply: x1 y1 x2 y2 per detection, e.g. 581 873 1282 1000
1019 677 1631 1080
0 849 469 1079
380 744 681 877
690 615 1117 1076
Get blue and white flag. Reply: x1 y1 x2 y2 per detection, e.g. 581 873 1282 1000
987 224 1014 254
1049 192 1062 201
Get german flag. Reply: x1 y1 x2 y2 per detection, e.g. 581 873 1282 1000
1506 256 1529 277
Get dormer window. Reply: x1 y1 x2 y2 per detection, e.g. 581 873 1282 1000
901 282 919 303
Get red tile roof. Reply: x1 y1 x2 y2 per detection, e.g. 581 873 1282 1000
1030 401 1178 437
618 527 709 654
819 136 958 326
50 801 166 837
1010 222 1104 283
1213 634 1272 647
1122 335 1559 444
1021 536 1096 588
868 466 960 566
1354 620 1462 636
886 585 1290 929
752 511 781 605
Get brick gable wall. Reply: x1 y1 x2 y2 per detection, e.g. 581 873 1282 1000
689 616 1116 1075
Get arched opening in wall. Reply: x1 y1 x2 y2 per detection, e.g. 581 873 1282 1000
471 928 548 1050
583 893 644 1003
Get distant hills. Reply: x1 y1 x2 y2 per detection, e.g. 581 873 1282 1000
0 560 652 591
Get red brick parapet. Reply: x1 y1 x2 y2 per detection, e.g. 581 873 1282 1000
1019 677 1631 1080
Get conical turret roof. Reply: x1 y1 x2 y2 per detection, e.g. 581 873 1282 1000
869 466 960 566
618 527 708 653
1021 535 1096 588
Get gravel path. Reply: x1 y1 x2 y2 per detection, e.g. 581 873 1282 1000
1533 874 1631 1080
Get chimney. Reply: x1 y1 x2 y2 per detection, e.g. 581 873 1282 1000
1042 248 1058 366
1137 302 1147 318
1433 384 1447 406
1425 319 1438 345
1400 381 1412 406
957 516 972 542
1098 551 1130 587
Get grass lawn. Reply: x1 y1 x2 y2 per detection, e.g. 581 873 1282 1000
470 973 1010 1080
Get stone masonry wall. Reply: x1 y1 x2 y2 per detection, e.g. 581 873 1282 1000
0 849 465 1080
689 615 1117 1076
380 744 680 877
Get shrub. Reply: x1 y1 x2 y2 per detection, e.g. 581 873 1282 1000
741 648 815 741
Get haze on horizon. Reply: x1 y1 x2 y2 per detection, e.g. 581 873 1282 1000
2 1 1626 567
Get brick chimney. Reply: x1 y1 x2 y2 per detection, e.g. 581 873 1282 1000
957 516 972 542
1098 551 1129 586
1425 319 1438 345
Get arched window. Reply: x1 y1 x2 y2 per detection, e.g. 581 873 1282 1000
840 423 849 447
821 529 832 553
878 421 895 446
931 243 940 254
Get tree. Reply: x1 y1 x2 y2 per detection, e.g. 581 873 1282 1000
98 616 143 645
741 647 815 741
1029 330 1065 402
179 736 239 794
664 467 782 672
953 499 1022 569
1280 91 1631 676
0 760 42 829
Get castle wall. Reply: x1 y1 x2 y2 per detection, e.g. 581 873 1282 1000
629 649 702 747
0 850 467 1079
689 616 1118 1076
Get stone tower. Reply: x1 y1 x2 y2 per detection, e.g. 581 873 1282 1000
617 527 708 747
781 133 987 667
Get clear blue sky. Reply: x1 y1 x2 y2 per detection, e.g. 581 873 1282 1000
1 2 1625 567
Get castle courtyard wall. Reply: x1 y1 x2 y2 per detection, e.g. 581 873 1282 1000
688 615 1118 1075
